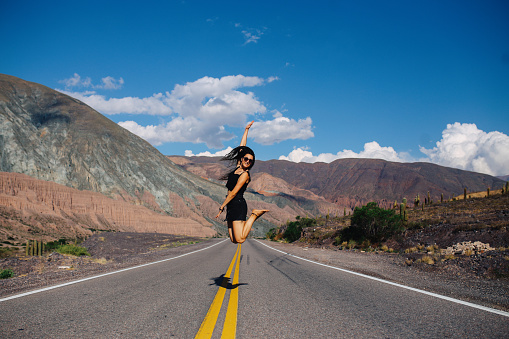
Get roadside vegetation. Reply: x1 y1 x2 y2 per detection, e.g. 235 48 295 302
0 268 14 279
267 202 404 247
267 187 509 278
55 243 90 256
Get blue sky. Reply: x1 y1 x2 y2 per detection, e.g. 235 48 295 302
2 0 509 176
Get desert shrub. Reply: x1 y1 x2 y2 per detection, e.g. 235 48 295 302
0 247 14 258
347 240 357 249
340 202 404 243
45 238 68 251
0 268 14 279
283 221 303 243
266 228 278 240
56 244 90 256
281 217 316 243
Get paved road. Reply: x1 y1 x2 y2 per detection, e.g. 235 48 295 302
1 239 508 338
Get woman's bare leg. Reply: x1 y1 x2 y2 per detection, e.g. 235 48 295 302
241 209 269 239
228 222 237 243
231 221 246 243
230 210 269 243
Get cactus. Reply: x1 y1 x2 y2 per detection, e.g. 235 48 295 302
414 194 420 207
464 188 467 200
26 240 30 256
441 193 443 203
505 182 508 194
427 191 431 205
487 187 490 197
400 198 407 219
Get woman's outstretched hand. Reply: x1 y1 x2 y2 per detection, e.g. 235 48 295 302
246 120 254 129
215 207 224 219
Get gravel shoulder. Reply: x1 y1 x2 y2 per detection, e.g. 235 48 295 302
2 233 508 314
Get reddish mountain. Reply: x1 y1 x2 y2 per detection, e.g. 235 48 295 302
0 172 216 242
169 156 505 210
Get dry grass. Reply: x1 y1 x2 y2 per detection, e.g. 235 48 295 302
464 249 474 256
91 257 109 265
417 255 435 265
454 188 504 200
150 240 199 251
442 254 456 261
426 245 439 253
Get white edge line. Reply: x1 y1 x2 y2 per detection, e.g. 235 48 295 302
0 239 227 302
255 239 509 318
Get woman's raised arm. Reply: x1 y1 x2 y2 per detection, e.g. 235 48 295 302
240 121 254 147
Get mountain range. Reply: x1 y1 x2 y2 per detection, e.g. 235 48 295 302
0 74 506 243
169 156 505 210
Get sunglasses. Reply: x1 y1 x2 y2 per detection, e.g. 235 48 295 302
242 157 253 164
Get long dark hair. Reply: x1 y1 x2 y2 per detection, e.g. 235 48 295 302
219 146 256 180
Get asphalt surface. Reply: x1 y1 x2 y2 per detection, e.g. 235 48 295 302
1 239 508 338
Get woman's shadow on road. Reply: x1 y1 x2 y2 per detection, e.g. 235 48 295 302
210 274 248 290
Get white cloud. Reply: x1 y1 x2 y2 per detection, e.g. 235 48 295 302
184 147 233 157
118 118 234 148
59 73 92 89
279 141 409 163
59 74 313 148
98 76 124 90
59 90 171 115
59 73 123 90
164 75 267 125
235 23 267 45
249 111 314 145
419 122 509 176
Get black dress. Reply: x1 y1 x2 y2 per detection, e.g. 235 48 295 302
225 168 249 221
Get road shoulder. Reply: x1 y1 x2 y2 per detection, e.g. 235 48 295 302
258 239 509 312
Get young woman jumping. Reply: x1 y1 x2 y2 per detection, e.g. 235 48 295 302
215 121 269 243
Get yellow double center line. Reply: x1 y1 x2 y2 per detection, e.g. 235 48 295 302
195 244 242 339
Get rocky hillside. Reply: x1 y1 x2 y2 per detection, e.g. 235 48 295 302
170 156 506 210
0 74 329 240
